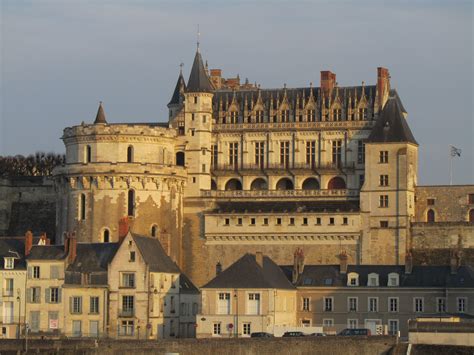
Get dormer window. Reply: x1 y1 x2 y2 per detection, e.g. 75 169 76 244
388 273 399 287
368 273 379 287
4 257 14 270
347 272 359 286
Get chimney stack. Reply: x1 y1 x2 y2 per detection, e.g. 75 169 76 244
376 67 390 110
24 230 33 256
339 250 348 274
216 262 222 276
405 251 413 274
39 233 50 246
67 232 77 264
256 252 264 268
119 217 130 244
320 71 336 95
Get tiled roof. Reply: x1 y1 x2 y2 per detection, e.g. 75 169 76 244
180 273 200 294
132 234 180 273
203 253 295 290
213 201 360 214
94 102 107 124
168 71 186 105
27 245 65 260
187 51 214 93
66 243 119 273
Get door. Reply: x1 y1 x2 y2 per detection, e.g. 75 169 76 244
3 302 14 324
90 321 99 337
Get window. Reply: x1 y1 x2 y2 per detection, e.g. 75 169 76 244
332 140 342 167
316 217 321 225
303 217 308 225
29 311 40 332
323 319 334 327
151 225 158 238
414 297 424 312
80 193 86 220
49 287 60 303
379 195 389 208
213 323 221 335
281 109 290 122
48 311 58 331
193 96 198 104
324 297 333 312
389 298 398 312
357 141 365 164
359 174 365 188
103 229 110 242
255 142 265 168
368 273 379 286
121 320 134 336
247 293 260 315
29 287 41 303
342 217 348 225
348 319 358 329
237 218 242 226
250 218 256 226
380 221 389 228
469 194 474 204
4 278 13 296
289 217 295 225
333 108 342 121
4 258 14 270
359 107 368 120
303 298 310 311
347 273 359 286
301 319 311 327
276 218 282 225
427 198 435 205
368 297 378 312
379 151 388 163
306 141 316 166
127 190 135 217
127 146 134 163
203 115 207 123
85 145 92 163
256 110 264 123
229 142 239 169
121 273 135 288
280 141 290 168
122 296 134 315
224 218 230 226
211 144 218 168
388 320 399 335
348 297 358 311
32 266 40 279
190 129 195 136
427 209 435 223
388 273 399 286
379 175 389 186
437 298 446 313
129 251 135 262
202 164 206 173
307 109 316 122
263 218 268 225
243 323 251 335
89 296 99 314
457 297 467 313
217 293 231 315
329 217 334 225
71 296 82 314
230 111 238 124
72 320 82 337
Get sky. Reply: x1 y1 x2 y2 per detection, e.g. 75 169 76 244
1 0 472 185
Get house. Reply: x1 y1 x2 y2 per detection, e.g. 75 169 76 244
197 252 296 338
178 273 200 338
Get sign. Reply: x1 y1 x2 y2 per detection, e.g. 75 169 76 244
49 319 59 330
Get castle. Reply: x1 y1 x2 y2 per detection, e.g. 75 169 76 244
2 47 472 287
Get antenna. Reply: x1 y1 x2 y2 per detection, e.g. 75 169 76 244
197 24 200 51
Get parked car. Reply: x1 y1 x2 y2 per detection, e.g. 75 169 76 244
338 328 371 336
250 332 273 338
308 332 327 337
282 331 305 337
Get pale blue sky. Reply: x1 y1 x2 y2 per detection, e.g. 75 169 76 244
1 0 472 184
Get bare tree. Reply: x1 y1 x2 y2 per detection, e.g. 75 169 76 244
0 152 65 177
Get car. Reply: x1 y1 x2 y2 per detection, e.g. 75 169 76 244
282 331 305 337
250 332 273 338
338 328 371 336
308 332 327 337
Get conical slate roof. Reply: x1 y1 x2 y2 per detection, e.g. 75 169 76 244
94 102 107 124
187 50 214 93
367 90 417 144
168 71 186 106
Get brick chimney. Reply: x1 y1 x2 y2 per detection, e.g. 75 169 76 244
376 67 390 110
119 217 130 244
256 252 264 268
292 248 305 284
339 250 348 274
39 233 50 246
210 69 222 90
67 232 77 264
320 71 336 95
24 230 33 256
405 251 413 274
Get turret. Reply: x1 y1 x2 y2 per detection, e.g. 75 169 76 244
168 67 186 122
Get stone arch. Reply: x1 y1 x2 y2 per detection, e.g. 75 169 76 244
176 151 185 166
225 178 242 191
211 179 218 191
302 177 320 190
327 176 346 190
276 177 294 190
250 178 268 190
427 209 435 223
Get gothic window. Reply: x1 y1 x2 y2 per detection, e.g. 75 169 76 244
280 141 290 168
281 110 290 122
333 108 342 121
103 229 110 243
427 209 435 223
230 111 238 124
379 195 389 208
229 142 239 169
255 142 265 168
176 152 185 167
127 146 134 163
328 177 346 190
306 141 316 167
332 140 342 167
211 145 218 169
359 107 368 120
307 109 316 122
255 110 264 123
128 190 135 217
357 141 365 164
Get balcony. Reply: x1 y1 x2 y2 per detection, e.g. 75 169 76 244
2 289 14 297
212 120 376 132
202 188 359 199
119 309 135 317
211 162 355 174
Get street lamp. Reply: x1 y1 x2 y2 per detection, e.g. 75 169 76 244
16 288 21 339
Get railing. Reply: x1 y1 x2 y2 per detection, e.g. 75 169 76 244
2 289 14 297
211 162 355 172
213 120 376 132
201 188 359 198
119 309 135 317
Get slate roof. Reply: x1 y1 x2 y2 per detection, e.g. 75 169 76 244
94 102 107 124
280 265 474 288
66 243 119 273
131 234 180 273
0 237 27 270
180 273 200 294
212 201 360 214
168 71 186 106
187 50 214 93
27 245 65 260
203 253 295 289
367 90 417 144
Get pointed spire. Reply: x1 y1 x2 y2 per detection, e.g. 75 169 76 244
94 101 107 124
168 67 187 106
187 50 214 93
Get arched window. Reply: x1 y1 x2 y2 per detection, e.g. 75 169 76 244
128 190 135 217
276 178 294 190
302 178 320 190
85 145 92 163
210 180 217 191
250 178 268 191
427 209 435 223
176 152 185 166
469 209 474 223
225 179 242 191
327 177 346 190
347 272 359 287
151 225 158 237
79 193 86 220
127 146 134 163
103 229 110 243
